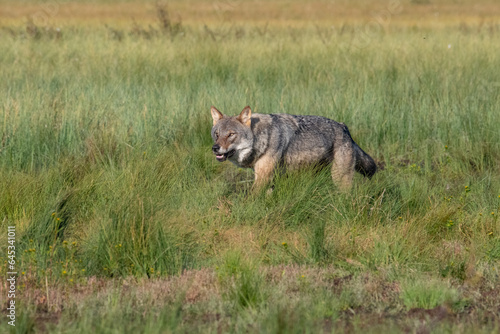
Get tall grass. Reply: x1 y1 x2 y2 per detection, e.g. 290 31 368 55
1 13 500 332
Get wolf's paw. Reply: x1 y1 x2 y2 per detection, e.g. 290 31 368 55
266 186 275 196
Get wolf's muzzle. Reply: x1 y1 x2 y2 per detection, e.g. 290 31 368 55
212 144 234 162
212 144 225 162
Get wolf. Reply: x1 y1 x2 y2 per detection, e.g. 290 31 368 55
210 106 377 190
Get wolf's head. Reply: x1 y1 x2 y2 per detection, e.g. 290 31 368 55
210 106 254 164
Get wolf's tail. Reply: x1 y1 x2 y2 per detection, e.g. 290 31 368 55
339 123 377 178
353 143 377 178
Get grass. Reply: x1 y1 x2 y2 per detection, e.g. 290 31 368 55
1 0 500 332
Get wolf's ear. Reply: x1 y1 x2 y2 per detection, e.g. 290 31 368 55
237 106 252 127
211 106 223 126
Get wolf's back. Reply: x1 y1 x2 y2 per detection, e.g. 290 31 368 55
268 114 377 178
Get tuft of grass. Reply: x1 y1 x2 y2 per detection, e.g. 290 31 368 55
217 251 266 309
401 279 459 310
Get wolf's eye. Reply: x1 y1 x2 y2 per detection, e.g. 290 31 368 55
228 132 235 138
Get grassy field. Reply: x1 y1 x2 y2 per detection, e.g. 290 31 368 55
1 0 500 332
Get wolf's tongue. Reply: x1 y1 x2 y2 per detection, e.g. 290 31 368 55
216 154 224 158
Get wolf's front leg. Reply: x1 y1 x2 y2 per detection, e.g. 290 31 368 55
252 155 277 192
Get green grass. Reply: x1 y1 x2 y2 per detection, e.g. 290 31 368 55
1 14 500 333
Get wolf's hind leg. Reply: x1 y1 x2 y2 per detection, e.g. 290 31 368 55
331 143 355 190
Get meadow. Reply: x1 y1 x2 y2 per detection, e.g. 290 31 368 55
1 0 500 332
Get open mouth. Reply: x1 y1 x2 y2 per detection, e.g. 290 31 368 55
215 150 235 162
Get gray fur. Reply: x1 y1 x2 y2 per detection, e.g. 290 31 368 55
210 106 377 190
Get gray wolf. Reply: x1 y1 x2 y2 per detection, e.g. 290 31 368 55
210 106 377 190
